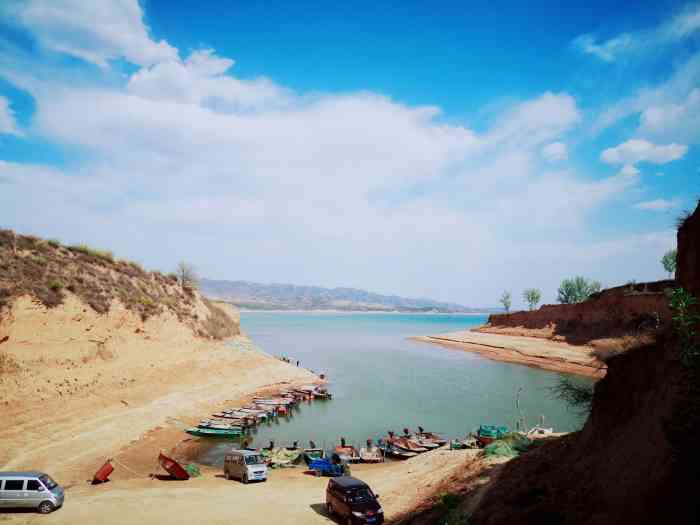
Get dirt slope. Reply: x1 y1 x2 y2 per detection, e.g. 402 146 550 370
0 231 319 485
469 202 700 525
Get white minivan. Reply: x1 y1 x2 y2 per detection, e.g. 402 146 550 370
0 471 65 513
224 450 267 484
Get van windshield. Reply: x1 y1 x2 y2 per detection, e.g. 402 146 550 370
347 488 374 503
244 455 262 465
39 475 57 490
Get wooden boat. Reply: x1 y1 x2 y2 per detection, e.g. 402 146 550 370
382 443 418 460
476 425 508 446
359 439 384 463
402 429 439 449
386 431 428 453
334 438 361 463
185 426 242 438
197 420 244 431
303 448 325 465
158 452 190 480
416 426 448 446
92 459 114 484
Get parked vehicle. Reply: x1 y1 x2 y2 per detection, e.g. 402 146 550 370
381 443 417 459
0 471 64 513
309 457 344 477
224 450 268 483
326 476 384 524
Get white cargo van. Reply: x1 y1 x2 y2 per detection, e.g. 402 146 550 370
224 450 267 483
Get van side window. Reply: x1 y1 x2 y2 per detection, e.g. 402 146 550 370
4 480 24 490
27 480 42 491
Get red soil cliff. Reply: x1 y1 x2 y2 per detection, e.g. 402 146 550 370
477 280 674 345
470 202 700 525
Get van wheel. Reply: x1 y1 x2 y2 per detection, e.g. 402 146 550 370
38 501 55 514
224 470 231 480
326 502 333 515
242 474 248 484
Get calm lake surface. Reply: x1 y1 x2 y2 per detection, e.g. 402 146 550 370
198 312 589 466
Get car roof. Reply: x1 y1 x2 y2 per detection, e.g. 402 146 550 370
332 476 369 489
0 471 46 479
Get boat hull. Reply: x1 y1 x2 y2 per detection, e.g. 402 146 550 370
158 452 190 480
92 460 114 484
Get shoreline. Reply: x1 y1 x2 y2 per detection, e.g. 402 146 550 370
411 331 605 378
237 308 494 315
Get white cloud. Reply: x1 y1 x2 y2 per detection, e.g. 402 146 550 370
0 4 674 305
541 142 568 162
634 198 682 211
593 47 700 141
571 33 633 62
573 3 700 62
0 96 22 136
11 0 178 68
601 139 687 165
639 88 700 143
619 164 640 176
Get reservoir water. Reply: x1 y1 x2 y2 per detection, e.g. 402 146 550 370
197 312 589 466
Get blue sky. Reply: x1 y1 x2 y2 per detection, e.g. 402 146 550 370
0 0 698 307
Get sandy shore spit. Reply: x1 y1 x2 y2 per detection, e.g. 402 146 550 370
411 330 605 378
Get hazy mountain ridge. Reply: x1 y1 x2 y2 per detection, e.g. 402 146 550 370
200 279 496 313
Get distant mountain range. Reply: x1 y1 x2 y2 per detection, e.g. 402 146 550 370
199 279 498 313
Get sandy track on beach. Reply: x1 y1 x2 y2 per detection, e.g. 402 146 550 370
0 449 490 525
411 330 605 377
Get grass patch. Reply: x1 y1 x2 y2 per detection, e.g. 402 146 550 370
69 243 115 262
48 280 63 292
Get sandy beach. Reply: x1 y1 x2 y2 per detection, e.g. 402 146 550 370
411 330 605 378
0 448 502 525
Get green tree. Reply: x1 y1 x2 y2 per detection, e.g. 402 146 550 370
523 288 542 311
557 276 602 304
500 291 512 313
661 249 677 278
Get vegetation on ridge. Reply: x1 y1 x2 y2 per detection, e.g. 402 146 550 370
0 230 236 340
557 276 602 304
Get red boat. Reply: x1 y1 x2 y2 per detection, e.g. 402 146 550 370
92 459 114 484
158 452 190 480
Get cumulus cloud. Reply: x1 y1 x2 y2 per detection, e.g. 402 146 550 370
0 96 22 136
9 0 178 68
634 198 682 211
541 142 568 162
0 3 675 305
601 139 687 165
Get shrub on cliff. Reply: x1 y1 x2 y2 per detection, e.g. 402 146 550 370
661 249 677 279
557 276 601 304
523 288 541 310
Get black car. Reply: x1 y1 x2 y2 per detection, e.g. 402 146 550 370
326 476 384 524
